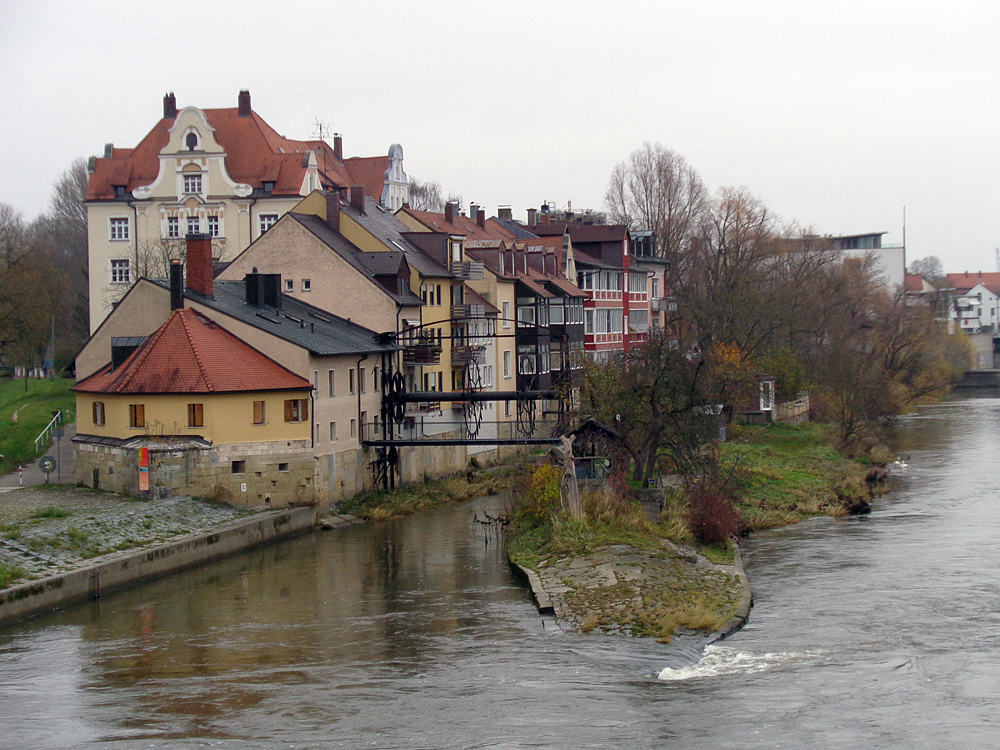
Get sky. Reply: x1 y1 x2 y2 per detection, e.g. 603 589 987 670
2 0 998 273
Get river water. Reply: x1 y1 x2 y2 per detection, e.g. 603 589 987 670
1 394 999 748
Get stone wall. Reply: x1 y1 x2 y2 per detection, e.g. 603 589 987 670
75 435 494 510
75 439 315 508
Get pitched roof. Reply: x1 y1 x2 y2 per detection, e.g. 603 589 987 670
75 309 312 395
946 272 1000 295
340 197 453 278
399 207 518 241
184 280 402 356
87 102 389 202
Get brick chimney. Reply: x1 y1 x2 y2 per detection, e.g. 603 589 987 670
350 185 365 214
163 92 177 120
334 133 343 162
477 208 486 230
238 90 251 118
445 202 455 225
185 233 214 299
326 190 341 232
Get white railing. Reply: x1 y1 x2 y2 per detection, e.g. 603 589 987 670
34 410 72 455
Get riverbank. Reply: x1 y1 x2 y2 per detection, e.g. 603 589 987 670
0 485 315 625
505 422 882 641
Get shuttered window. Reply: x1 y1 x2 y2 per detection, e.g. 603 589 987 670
253 401 266 425
284 398 308 423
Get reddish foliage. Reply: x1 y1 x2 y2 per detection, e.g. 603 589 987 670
688 488 743 545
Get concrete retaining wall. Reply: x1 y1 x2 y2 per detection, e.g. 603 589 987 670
0 506 316 627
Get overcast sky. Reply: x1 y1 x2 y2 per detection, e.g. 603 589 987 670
2 0 997 272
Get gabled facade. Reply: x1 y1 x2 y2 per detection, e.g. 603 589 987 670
86 90 409 332
73 308 316 505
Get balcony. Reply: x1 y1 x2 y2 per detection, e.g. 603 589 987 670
452 344 486 367
650 297 677 313
450 261 485 280
451 303 486 320
403 341 442 365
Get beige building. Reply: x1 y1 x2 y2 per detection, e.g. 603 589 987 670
85 90 408 332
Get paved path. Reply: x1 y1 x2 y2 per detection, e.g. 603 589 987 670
0 423 77 491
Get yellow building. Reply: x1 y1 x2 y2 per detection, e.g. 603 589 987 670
73 308 315 506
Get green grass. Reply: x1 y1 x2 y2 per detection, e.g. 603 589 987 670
0 377 75 475
722 422 871 529
0 562 26 588
28 506 70 520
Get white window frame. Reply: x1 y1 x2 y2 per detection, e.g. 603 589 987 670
502 300 511 329
109 217 129 241
183 174 202 195
110 258 131 285
284 278 294 292
187 216 200 235
207 215 220 237
259 213 278 235
166 216 179 239
302 279 311 292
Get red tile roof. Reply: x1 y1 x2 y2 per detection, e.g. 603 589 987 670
946 272 1000 295
87 105 388 202
399 208 518 241
74 309 312 395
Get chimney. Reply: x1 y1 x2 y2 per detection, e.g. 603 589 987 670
104 143 114 158
163 92 177 120
540 204 551 226
169 259 183 310
477 208 486 231
334 133 343 162
326 190 341 232
497 206 512 221
238 89 251 118
185 233 214 299
350 185 365 214
445 202 455 225
470 203 479 223
527 208 537 226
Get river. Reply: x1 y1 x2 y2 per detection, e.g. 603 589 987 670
1 394 998 748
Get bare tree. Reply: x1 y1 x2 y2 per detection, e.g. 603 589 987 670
908 255 946 288
604 142 708 269
407 177 445 212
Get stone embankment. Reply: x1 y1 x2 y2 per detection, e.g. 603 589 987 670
514 540 752 641
0 486 315 626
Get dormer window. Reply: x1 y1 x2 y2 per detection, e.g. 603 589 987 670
186 132 198 151
183 174 202 194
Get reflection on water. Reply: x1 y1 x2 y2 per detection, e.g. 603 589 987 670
2 395 1000 747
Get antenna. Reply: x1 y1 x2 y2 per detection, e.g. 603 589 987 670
311 117 330 141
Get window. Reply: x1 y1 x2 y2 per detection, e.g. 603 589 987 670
328 370 335 397
313 371 319 389
517 303 536 327
503 350 511 378
329 421 336 441
284 398 308 423
92 401 105 426
349 368 356 395
166 216 179 239
183 174 202 194
128 404 145 428
350 418 357 438
502 301 511 328
187 403 204 428
253 400 266 425
231 460 246 474
284 278 294 292
207 215 220 237
259 213 278 234
278 462 289 472
302 279 311 292
359 368 366 394
110 258 130 284
109 217 129 241
187 216 200 235
372 368 378 393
